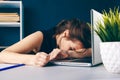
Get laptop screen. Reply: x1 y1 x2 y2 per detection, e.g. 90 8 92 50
91 9 102 66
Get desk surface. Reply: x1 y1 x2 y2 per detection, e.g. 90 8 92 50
0 64 120 80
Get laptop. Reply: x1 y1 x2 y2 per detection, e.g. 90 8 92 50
50 9 102 67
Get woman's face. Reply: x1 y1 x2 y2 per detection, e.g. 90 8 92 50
58 37 84 51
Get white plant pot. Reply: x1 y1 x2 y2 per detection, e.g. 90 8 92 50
100 42 120 73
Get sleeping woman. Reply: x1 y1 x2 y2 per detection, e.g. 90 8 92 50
0 18 91 67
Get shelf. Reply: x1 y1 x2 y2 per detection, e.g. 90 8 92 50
0 1 21 8
0 46 8 49
0 1 23 49
0 22 20 27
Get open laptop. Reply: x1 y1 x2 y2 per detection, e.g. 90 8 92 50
50 9 102 67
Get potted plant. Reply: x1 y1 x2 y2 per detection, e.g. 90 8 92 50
95 7 120 73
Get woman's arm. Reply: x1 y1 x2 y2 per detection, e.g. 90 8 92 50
2 31 43 53
49 48 91 60
67 48 91 58
0 31 50 66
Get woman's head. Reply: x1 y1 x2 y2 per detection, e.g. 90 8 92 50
54 18 91 51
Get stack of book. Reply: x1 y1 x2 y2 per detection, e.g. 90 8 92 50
0 13 20 22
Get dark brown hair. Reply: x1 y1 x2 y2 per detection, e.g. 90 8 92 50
53 18 91 48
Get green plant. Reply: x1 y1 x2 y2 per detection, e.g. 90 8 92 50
95 7 120 42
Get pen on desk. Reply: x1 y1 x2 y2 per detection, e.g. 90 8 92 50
0 64 25 71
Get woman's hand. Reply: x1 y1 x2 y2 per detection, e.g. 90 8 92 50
30 52 50 67
67 48 91 58
49 48 68 60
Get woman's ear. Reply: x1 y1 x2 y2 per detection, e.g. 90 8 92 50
63 30 69 37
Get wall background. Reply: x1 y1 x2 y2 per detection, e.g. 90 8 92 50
22 0 118 37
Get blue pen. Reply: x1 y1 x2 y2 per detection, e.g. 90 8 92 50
0 64 25 71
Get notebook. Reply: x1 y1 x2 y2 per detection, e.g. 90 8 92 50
50 9 102 67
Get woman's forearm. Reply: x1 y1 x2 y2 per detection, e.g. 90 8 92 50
0 50 34 65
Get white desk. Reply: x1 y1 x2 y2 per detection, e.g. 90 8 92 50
0 64 120 80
